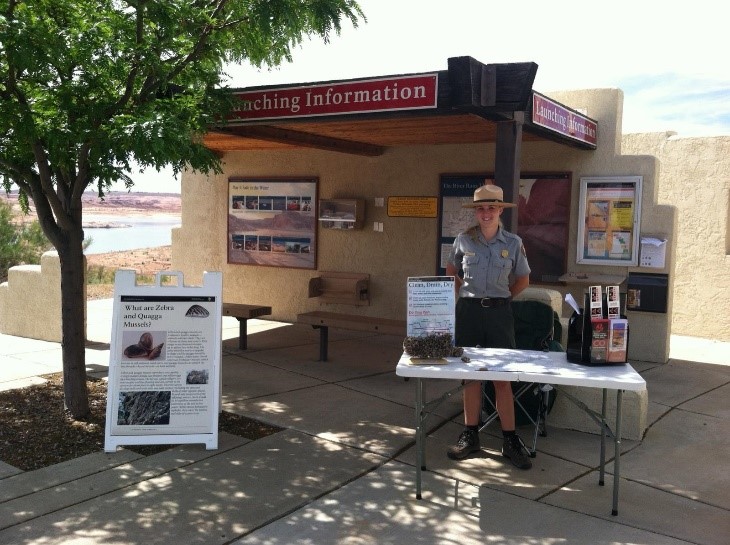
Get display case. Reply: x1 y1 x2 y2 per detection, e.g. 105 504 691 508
318 198 364 230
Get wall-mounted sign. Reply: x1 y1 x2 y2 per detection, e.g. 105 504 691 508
577 176 642 266
388 196 438 218
532 92 597 147
229 74 439 121
228 177 318 270
437 173 571 283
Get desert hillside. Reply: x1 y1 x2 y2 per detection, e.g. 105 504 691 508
2 191 181 217
81 192 181 215
2 192 180 299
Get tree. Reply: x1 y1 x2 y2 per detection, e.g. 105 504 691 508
0 0 364 418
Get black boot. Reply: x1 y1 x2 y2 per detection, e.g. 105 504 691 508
501 433 532 469
447 428 481 460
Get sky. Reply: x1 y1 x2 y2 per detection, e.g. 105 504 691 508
124 0 729 194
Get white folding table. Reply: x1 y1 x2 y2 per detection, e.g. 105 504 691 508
396 347 646 516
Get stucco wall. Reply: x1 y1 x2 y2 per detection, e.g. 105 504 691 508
0 251 87 342
525 89 676 362
173 88 673 364
622 133 730 341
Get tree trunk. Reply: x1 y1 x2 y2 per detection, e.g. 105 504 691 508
58 231 90 418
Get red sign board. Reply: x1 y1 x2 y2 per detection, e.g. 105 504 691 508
532 92 597 146
230 74 439 122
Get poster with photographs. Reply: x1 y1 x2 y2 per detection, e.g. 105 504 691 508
577 177 642 266
104 271 222 452
437 173 571 283
228 177 317 269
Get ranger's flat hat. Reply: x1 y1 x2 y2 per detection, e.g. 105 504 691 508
462 183 517 208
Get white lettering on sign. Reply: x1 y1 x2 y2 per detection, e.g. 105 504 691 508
230 74 438 121
532 92 597 146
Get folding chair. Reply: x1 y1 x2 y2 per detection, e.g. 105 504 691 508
480 299 562 456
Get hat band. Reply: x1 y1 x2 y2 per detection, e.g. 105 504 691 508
474 198 503 203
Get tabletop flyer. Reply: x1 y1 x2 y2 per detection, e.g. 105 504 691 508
406 276 456 338
104 270 222 452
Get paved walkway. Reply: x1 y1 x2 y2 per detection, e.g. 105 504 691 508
0 299 728 544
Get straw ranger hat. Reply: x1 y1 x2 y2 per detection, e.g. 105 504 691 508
462 183 517 208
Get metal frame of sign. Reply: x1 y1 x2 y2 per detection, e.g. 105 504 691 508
104 270 222 452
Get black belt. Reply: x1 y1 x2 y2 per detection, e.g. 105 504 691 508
462 297 511 308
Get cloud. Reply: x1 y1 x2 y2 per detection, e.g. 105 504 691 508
619 73 730 136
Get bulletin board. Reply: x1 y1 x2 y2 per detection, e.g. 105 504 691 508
577 176 642 266
437 173 571 283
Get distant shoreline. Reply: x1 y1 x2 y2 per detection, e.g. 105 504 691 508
2 192 181 218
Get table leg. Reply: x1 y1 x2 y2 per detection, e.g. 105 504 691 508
612 389 623 516
415 377 424 499
599 388 607 486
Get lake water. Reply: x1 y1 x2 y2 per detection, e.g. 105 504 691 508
83 214 181 254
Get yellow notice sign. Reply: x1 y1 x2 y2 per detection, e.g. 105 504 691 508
387 196 438 218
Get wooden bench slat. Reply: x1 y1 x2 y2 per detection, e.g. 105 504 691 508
222 303 272 349
222 303 272 320
297 311 406 361
307 272 370 306
297 311 405 335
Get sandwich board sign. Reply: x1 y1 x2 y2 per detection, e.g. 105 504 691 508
104 270 222 452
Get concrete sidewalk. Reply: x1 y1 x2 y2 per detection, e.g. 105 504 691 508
0 298 728 544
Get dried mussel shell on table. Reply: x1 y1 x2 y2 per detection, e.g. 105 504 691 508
403 333 463 359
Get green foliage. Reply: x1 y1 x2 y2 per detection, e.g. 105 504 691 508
0 0 364 417
0 0 364 201
0 199 53 280
85 264 115 285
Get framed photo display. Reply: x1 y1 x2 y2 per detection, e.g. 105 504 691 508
228 177 318 269
577 176 642 266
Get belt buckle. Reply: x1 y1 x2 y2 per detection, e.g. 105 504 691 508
480 298 492 307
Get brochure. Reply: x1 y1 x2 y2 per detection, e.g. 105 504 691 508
606 285 621 319
588 285 603 321
590 318 609 363
608 318 629 362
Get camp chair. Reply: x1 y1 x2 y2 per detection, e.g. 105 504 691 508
480 299 563 456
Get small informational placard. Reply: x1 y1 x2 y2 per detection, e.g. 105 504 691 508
406 276 455 337
588 285 603 320
640 237 667 268
104 270 222 453
388 196 438 218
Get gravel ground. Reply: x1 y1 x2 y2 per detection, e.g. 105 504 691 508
0 374 281 471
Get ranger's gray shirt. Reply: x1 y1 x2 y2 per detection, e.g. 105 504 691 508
447 226 531 299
